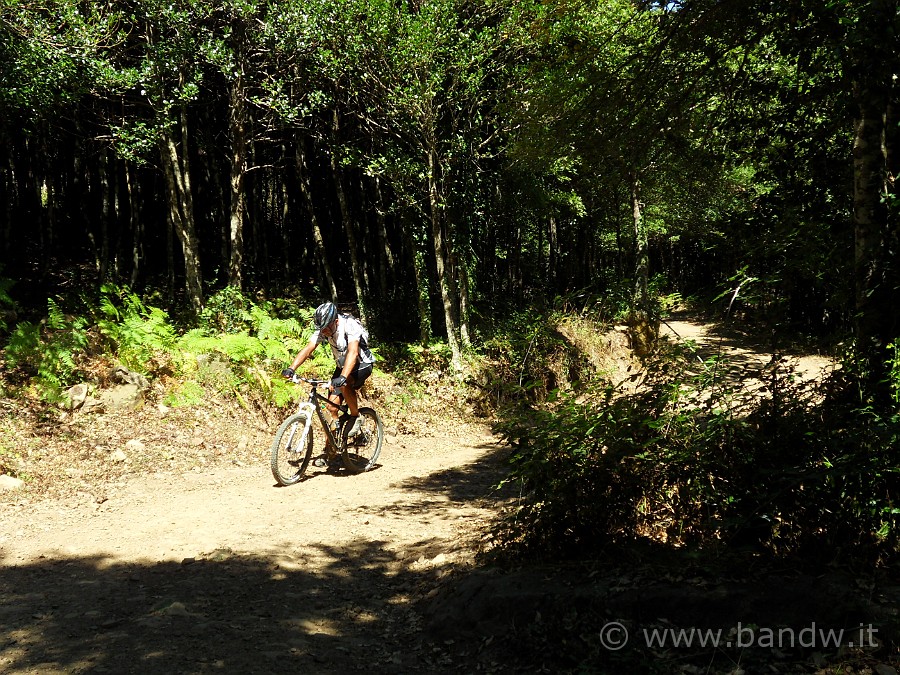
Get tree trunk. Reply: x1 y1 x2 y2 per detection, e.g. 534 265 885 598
331 109 367 322
2 153 12 262
402 215 431 344
373 177 394 302
849 0 900 399
628 173 657 356
427 144 462 371
295 141 338 301
166 209 175 307
458 253 471 350
632 175 649 314
228 146 246 290
98 150 111 283
547 216 559 289
853 91 893 347
127 164 143 288
159 118 203 317
227 24 248 290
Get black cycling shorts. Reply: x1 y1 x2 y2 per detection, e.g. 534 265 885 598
332 362 373 389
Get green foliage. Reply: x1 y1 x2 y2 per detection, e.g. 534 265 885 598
3 287 178 400
4 298 90 401
180 294 307 368
163 380 206 408
177 288 324 409
110 121 157 165
377 340 452 375
0 274 14 333
889 339 900 406
0 282 336 414
472 299 621 408
493 352 900 565
199 286 253 335
95 285 177 373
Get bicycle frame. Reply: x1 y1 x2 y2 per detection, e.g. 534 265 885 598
293 376 349 449
271 373 383 484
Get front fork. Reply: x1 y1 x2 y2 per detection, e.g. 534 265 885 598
293 401 316 450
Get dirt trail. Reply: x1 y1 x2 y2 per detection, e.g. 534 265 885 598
0 422 508 674
660 315 835 392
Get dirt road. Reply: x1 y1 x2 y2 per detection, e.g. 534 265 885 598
0 423 508 674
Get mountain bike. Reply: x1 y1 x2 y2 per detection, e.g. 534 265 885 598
270 375 384 486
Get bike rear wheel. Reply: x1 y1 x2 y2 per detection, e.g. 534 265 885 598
341 407 384 474
270 412 313 486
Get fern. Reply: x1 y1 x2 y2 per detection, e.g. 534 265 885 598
177 300 322 406
178 329 224 359
95 285 176 372
5 298 90 400
219 333 266 362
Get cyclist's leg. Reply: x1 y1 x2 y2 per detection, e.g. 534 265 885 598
326 365 344 419
342 362 372 417
343 383 359 416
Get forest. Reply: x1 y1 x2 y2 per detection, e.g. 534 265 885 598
1 0 899 568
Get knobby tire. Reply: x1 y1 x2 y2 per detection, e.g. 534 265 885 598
270 412 313 486
341 407 384 474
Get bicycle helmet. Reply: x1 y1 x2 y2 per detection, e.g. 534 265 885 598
314 301 338 330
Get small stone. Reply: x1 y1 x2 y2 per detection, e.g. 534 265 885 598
125 439 146 452
62 383 89 410
159 602 190 616
0 475 25 492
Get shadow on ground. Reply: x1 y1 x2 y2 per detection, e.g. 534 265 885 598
4 440 899 674
0 442 515 675
422 542 900 674
0 542 452 674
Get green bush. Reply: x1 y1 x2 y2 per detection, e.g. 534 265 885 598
164 380 206 408
177 290 327 411
4 298 90 401
199 286 252 335
3 286 180 401
96 284 177 373
493 352 900 565
0 273 14 334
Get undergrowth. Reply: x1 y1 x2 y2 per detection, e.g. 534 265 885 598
491 340 900 567
0 285 327 411
4 282 897 569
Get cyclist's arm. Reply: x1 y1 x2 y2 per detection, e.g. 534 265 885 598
288 336 319 372
340 339 360 380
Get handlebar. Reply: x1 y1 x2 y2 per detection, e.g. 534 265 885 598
289 374 336 389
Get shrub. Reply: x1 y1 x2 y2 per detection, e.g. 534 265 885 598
96 284 177 374
492 350 900 566
4 298 90 401
199 286 252 335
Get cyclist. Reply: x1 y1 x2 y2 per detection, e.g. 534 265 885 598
281 301 375 440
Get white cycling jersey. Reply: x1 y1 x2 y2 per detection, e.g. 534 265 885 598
312 314 375 368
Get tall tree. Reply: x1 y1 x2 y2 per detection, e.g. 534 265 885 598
347 0 524 369
134 1 211 316
846 0 900 392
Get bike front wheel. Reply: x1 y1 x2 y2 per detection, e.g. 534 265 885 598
270 412 313 486
341 407 384 474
